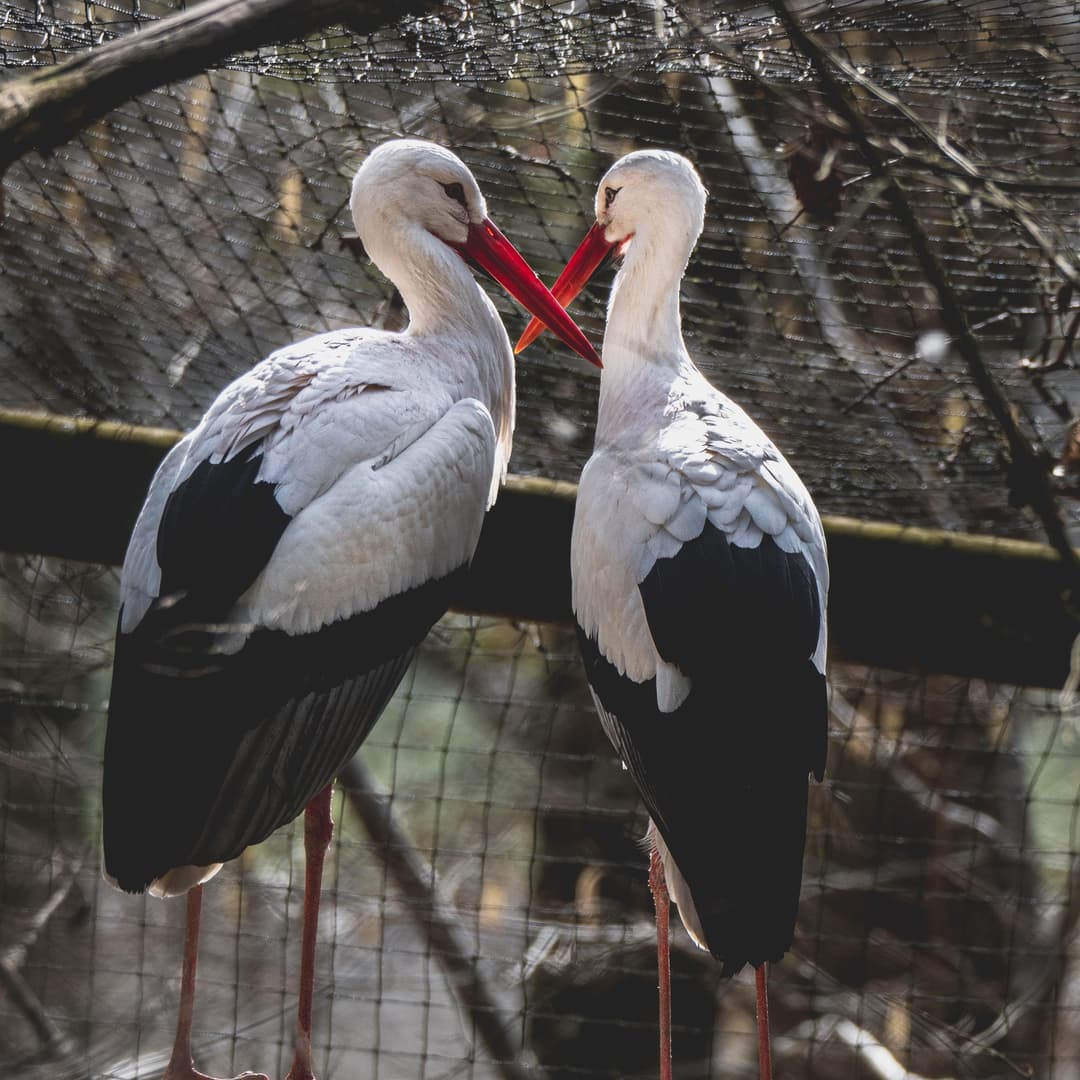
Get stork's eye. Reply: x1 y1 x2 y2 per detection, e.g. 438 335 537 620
604 186 620 208
442 181 467 207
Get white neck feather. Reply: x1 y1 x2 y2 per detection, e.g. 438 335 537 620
367 221 495 336
365 220 515 476
605 230 688 359
595 224 697 437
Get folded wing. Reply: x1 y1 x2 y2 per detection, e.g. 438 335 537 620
104 357 496 893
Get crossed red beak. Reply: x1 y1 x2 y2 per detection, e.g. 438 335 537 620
451 219 601 368
514 222 616 356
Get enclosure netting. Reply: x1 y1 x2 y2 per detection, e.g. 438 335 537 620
4 0 1080 534
2 0 1080 1077
2 553 1078 1078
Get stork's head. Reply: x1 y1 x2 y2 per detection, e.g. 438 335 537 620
515 150 707 355
591 149 707 254
350 139 485 251
350 139 600 366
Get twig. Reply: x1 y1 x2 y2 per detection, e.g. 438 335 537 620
959 872 1078 1066
770 0 1080 598
785 35 1080 274
0 855 83 1057
784 959 1033 1077
841 355 920 414
679 10 1080 200
1022 307 1080 375
338 756 536 1080
829 695 1005 845
783 1016 950 1080
2 855 84 971
0 954 71 1058
705 72 963 531
797 32 1080 293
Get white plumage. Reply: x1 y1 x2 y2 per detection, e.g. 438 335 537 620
102 137 596 1080
517 148 828 1080
121 335 503 638
573 388 825 713
573 370 829 693
576 149 828 934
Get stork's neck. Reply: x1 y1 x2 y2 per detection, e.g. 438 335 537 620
371 224 499 338
365 221 515 482
376 220 513 389
604 226 692 362
596 227 696 425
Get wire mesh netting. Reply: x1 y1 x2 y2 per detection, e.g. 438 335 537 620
2 554 1078 1079
3 1 1080 535
3 1 1080 1078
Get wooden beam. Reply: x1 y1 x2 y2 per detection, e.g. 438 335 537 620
1 407 1075 688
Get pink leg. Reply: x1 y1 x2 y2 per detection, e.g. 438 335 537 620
755 963 773 1080
284 784 335 1080
648 846 672 1080
161 885 269 1080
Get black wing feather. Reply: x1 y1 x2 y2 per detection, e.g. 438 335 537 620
104 567 463 892
579 525 827 975
103 443 463 892
157 446 290 615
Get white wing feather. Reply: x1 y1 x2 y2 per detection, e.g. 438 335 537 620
119 329 501 639
573 371 829 704
242 397 495 634
119 437 191 632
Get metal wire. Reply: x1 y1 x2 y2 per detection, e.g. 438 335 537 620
0 555 1078 1077
3 1 1080 537
2 2 1080 1076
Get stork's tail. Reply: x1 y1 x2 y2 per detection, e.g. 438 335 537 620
650 766 811 978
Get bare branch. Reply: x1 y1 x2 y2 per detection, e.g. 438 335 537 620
2 855 84 972
770 0 1080 598
829 695 1006 845
789 25 1080 291
783 1016 950 1080
0 0 438 179
707 73 964 531
338 756 536 1080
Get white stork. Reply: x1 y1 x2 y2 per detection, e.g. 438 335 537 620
101 138 599 1080
517 150 828 1080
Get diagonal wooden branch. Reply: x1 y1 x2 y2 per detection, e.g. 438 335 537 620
0 954 72 1058
770 0 1080 598
0 855 83 1056
0 0 438 179
338 756 536 1080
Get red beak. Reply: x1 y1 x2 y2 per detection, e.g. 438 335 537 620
514 222 615 356
451 219 601 368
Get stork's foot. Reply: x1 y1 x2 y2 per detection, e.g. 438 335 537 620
160 1057 269 1080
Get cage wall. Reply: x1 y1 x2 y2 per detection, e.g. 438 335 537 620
5 2 1080 538
3 2 1080 1078
1 554 1078 1079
